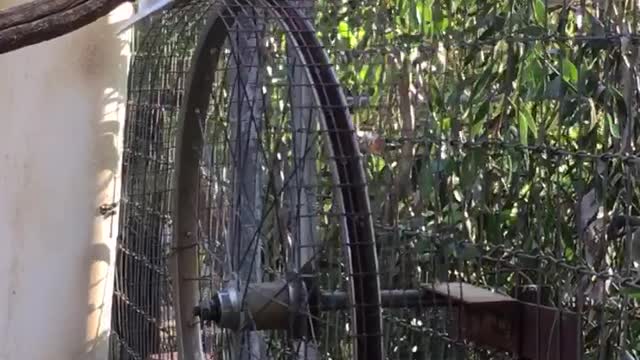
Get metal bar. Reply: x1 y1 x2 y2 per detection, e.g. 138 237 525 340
519 302 579 360
318 289 448 311
322 282 582 360
227 5 267 360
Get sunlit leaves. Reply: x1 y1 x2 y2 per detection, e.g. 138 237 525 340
532 0 546 25
518 105 538 146
311 0 638 331
414 0 433 34
607 114 621 139
337 20 365 48
521 49 544 95
561 58 578 85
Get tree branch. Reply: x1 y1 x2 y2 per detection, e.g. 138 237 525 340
0 0 127 54
0 0 84 30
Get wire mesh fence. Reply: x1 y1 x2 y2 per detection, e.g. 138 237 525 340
109 2 209 358
110 0 640 359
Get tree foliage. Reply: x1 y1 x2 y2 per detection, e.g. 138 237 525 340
5 0 640 356
315 0 640 357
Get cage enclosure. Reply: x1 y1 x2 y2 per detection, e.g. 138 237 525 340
111 0 640 359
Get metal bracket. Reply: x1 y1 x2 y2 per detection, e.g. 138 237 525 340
428 282 579 360
98 202 118 218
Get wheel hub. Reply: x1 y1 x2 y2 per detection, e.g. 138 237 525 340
195 275 310 335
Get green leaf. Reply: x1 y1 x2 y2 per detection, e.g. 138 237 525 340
561 58 578 85
621 286 640 299
607 115 620 138
337 21 349 38
337 21 358 48
519 110 529 146
471 64 496 102
472 100 491 137
419 163 435 205
358 64 370 82
520 106 538 139
521 53 544 97
369 155 386 173
415 0 433 33
564 246 575 261
432 1 448 33
588 98 598 131
533 0 546 25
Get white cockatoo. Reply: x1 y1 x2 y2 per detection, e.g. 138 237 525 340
117 0 176 34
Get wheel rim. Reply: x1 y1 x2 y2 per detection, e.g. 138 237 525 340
172 2 383 360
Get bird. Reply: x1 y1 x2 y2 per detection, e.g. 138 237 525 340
581 213 640 270
582 217 608 270
356 130 385 155
577 188 606 269
577 211 640 306
608 215 640 266
117 0 176 34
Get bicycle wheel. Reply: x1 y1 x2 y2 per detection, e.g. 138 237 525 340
171 1 383 360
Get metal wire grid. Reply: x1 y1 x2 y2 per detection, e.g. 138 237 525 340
109 1 213 358
192 22 347 358
173 2 380 359
111 0 380 359
111 0 640 359
317 0 640 358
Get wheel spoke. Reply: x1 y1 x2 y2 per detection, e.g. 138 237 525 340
171 2 384 360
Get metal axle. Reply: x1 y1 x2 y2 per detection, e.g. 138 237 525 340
193 281 580 360
194 278 309 333
193 280 449 332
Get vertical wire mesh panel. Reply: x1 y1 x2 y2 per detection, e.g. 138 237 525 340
171 2 382 359
109 2 213 359
112 0 384 359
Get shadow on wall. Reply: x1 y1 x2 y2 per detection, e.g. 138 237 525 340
78 5 133 360
0 2 132 360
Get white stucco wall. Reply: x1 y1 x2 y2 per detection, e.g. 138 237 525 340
0 2 132 359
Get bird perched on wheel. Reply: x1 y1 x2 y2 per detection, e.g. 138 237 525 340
118 0 176 34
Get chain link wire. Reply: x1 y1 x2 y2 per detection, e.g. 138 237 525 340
111 0 640 359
